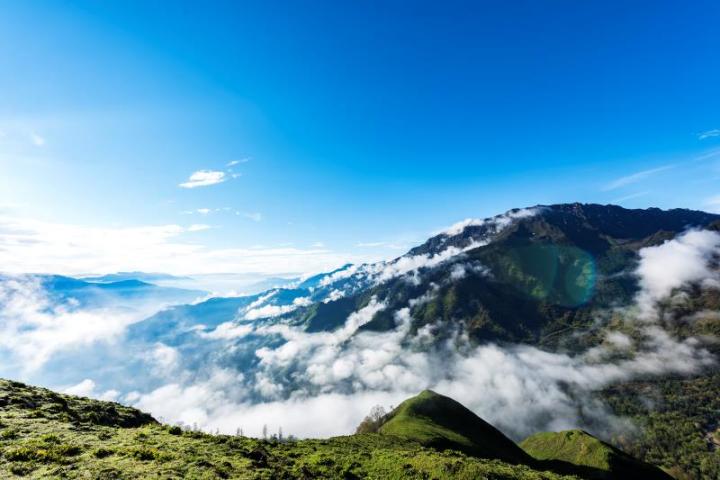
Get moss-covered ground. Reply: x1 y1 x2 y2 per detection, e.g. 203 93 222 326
0 380 578 479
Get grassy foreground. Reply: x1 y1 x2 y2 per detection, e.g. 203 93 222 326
0 379 578 479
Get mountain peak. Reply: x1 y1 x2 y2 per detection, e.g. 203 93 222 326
378 390 532 464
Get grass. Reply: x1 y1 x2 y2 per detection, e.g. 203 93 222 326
378 390 532 465
520 430 672 480
0 379 579 479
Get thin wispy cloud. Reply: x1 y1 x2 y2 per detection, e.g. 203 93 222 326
611 191 650 204
356 241 407 250
0 214 371 276
704 194 720 213
30 132 45 146
181 208 215 215
179 170 226 189
356 241 387 248
226 158 249 167
699 129 720 140
187 224 212 232
241 212 263 222
602 165 674 191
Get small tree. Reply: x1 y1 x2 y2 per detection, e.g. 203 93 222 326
355 405 387 434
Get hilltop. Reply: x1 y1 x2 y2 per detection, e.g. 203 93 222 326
377 390 532 464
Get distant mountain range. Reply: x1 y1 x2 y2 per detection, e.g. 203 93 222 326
22 273 205 308
128 203 719 348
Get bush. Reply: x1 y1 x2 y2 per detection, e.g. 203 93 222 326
355 405 387 434
94 447 114 459
1 429 19 440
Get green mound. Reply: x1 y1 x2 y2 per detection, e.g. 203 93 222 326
0 379 155 428
520 429 673 479
378 389 532 464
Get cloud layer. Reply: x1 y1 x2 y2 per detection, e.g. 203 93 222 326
0 214 371 276
123 228 718 440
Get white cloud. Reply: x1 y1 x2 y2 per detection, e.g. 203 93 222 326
147 343 180 373
0 214 371 276
355 241 407 250
441 208 538 236
704 195 720 213
62 379 119 402
179 170 226 189
699 129 720 140
199 322 254 340
129 281 714 439
63 379 96 397
30 132 45 146
0 276 143 372
226 158 249 167
241 212 262 222
182 208 232 216
611 191 650 204
634 229 720 320
187 224 211 232
602 165 674 191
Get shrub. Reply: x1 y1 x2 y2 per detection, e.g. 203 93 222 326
1 429 19 440
355 405 387 434
94 447 114 459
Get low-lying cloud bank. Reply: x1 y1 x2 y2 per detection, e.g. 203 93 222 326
124 229 720 440
0 276 141 373
1 228 718 442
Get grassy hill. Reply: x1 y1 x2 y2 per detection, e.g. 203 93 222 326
520 430 672 479
0 379 583 479
377 390 532 465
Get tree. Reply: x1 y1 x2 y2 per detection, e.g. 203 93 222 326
355 405 388 434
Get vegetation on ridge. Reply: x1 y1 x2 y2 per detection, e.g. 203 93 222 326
0 379 580 479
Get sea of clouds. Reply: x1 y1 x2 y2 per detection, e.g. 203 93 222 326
0 227 718 441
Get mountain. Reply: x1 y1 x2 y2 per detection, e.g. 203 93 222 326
8 274 207 308
521 430 672 479
13 203 718 478
338 203 720 348
377 390 533 464
157 203 719 347
0 379 586 479
78 272 192 284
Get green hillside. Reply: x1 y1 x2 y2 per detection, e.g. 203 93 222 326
520 430 672 480
377 390 532 465
0 379 583 479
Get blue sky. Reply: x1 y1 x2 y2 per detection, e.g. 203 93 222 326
1 0 719 277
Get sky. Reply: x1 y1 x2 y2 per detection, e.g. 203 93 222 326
1 0 720 277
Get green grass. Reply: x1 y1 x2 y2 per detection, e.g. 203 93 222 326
0 380 578 479
520 430 672 480
378 390 532 465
